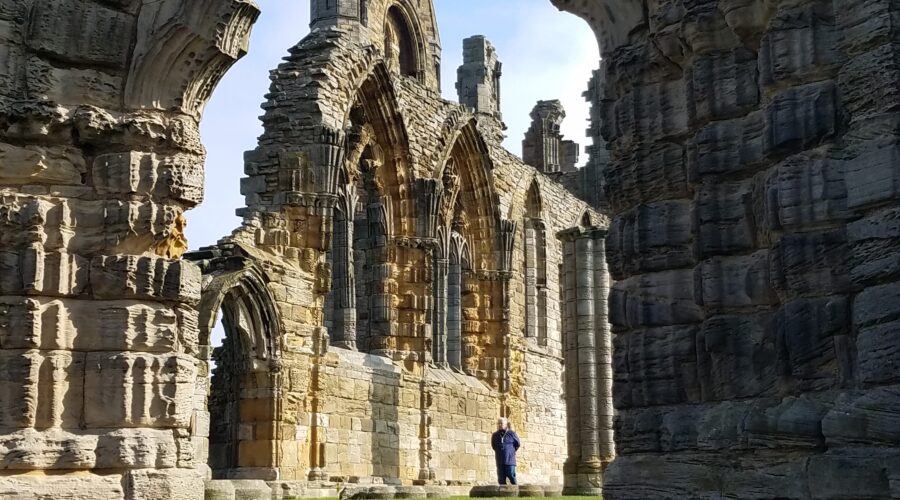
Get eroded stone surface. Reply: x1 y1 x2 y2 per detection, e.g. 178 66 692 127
554 0 900 497
0 0 258 498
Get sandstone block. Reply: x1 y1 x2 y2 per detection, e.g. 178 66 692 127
697 252 777 311
90 255 201 304
759 2 840 87
0 297 181 352
93 152 204 206
839 44 900 122
605 142 688 212
613 326 700 408
770 229 850 300
766 154 848 231
0 143 85 185
26 0 132 67
83 352 196 428
695 180 757 257
609 270 703 329
848 206 900 285
607 200 693 276
687 48 759 126
699 314 778 400
775 296 851 389
766 81 838 155
125 469 205 500
843 141 900 211
823 388 900 447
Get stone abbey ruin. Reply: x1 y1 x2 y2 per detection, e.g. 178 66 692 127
1 0 900 498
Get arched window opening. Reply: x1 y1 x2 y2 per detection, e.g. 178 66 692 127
327 138 388 353
448 230 469 370
429 122 502 381
524 182 549 346
385 6 418 78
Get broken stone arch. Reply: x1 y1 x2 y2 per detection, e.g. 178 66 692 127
191 252 285 480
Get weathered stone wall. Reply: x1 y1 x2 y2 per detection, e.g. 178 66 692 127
196 0 608 488
0 1 258 498
554 0 900 498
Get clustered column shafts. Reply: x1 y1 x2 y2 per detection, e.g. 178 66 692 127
560 227 611 496
447 258 463 370
332 188 359 350
432 256 450 366
593 234 614 463
524 222 539 339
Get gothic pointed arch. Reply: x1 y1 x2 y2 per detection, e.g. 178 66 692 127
523 179 549 344
430 119 508 381
436 119 502 270
192 253 284 480
383 4 420 78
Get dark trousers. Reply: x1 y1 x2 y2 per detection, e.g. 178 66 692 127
497 464 517 485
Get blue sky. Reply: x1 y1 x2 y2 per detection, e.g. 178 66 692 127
188 0 598 251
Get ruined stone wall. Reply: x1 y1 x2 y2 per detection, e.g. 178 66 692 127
0 1 257 498
199 0 607 486
554 0 900 498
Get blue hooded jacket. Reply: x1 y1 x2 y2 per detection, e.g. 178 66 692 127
491 429 520 466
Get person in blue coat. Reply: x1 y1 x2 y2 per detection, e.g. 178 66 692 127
491 417 521 485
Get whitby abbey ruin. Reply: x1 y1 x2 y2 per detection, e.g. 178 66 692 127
1 0 900 499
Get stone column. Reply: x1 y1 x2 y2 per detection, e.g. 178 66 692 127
560 227 610 496
367 194 397 356
0 2 258 499
432 255 450 366
447 258 463 369
524 222 539 339
592 230 614 465
332 186 359 349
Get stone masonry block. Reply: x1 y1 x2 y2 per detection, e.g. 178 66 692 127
848 206 900 286
90 255 201 304
613 326 701 409
93 152 204 206
605 141 688 212
765 154 848 231
775 296 851 389
609 270 704 330
770 229 850 300
0 296 181 352
687 48 759 126
699 314 778 400
607 201 694 277
83 352 196 428
697 252 777 311
759 1 841 87
695 180 757 257
26 0 133 68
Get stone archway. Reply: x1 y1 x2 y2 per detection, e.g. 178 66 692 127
190 249 283 481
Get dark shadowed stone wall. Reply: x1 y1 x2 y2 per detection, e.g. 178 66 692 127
553 0 900 498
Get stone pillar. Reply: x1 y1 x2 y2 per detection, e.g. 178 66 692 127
560 227 611 496
432 255 450 366
592 231 614 466
367 191 397 356
332 186 359 349
456 35 502 120
447 258 463 370
523 100 579 173
524 222 539 339
0 2 257 498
